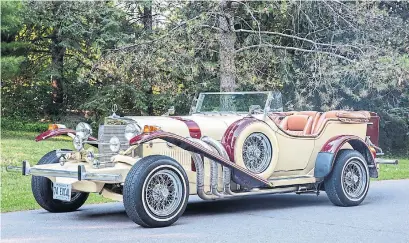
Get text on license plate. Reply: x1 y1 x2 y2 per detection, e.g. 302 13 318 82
53 183 72 201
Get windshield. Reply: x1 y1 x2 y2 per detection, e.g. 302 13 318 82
194 91 283 114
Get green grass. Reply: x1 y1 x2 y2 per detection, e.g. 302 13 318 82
376 158 409 180
1 130 111 213
1 130 408 212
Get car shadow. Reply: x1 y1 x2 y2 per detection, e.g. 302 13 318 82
76 193 329 222
183 193 329 217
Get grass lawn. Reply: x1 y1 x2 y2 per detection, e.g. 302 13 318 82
1 130 111 213
376 158 409 180
1 130 408 212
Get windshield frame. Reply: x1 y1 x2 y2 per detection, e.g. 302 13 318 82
191 91 282 115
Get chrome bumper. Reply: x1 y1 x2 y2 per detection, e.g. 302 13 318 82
375 158 399 165
6 161 122 182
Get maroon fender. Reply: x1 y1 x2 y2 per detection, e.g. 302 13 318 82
170 117 202 171
35 128 97 142
221 117 258 162
315 135 378 178
221 117 271 186
129 131 272 188
170 117 201 139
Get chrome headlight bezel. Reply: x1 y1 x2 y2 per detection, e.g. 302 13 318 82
124 123 141 141
73 135 83 151
76 122 92 140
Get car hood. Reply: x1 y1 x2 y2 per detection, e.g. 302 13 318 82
124 114 246 140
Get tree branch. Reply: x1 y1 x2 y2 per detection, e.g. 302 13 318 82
234 28 362 52
235 43 355 62
198 24 222 31
112 15 203 51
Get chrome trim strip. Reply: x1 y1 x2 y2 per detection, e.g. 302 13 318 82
268 175 313 181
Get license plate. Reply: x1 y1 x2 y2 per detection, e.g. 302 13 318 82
52 183 72 201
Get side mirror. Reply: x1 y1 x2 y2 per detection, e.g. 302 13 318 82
162 106 175 116
168 106 175 115
248 105 262 115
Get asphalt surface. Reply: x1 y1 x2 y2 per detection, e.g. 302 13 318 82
2 180 409 243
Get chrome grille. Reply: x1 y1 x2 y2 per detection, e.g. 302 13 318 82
98 125 128 167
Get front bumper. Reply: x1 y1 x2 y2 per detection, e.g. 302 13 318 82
6 161 122 182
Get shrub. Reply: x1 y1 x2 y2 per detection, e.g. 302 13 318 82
1 118 48 132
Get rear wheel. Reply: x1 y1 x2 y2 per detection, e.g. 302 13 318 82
324 149 370 207
31 150 89 212
123 155 189 228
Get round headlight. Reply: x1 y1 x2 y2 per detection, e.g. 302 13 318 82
76 122 92 140
109 136 121 152
73 135 83 151
125 123 141 141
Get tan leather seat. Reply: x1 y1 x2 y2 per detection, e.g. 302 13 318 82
311 110 340 135
280 115 313 136
295 111 322 133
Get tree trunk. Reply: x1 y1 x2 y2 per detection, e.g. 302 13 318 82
219 0 237 92
142 4 152 31
50 2 65 115
142 2 154 115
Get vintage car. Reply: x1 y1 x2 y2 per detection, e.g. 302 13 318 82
8 91 398 228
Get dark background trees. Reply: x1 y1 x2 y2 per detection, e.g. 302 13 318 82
1 0 408 155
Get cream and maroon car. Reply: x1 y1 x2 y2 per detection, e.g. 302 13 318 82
8 91 397 228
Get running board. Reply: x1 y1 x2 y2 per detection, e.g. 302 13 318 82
268 175 316 187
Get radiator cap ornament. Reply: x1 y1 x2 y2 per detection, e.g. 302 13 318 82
110 104 119 118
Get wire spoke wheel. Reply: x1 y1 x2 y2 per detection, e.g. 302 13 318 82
144 169 183 217
242 133 272 173
124 156 189 228
341 159 367 200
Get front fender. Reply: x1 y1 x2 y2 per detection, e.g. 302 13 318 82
129 131 272 188
314 135 378 179
35 128 97 142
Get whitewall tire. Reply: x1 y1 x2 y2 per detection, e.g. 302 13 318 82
324 149 370 207
123 155 189 228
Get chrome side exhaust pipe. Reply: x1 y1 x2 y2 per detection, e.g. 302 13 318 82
189 137 300 200
190 153 218 200
188 138 221 200
201 136 234 195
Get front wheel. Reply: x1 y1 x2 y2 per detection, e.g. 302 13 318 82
123 155 189 228
324 149 370 207
31 150 89 212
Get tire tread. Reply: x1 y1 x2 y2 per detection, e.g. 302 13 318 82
324 149 370 207
123 155 189 228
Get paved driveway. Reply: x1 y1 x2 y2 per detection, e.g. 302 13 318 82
1 180 409 243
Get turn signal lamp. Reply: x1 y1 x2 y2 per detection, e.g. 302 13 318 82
143 125 161 133
48 124 66 131
48 124 58 131
369 146 377 158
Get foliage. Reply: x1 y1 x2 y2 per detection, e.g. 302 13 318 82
1 1 27 80
1 1 408 154
1 118 48 133
1 1 133 118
